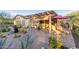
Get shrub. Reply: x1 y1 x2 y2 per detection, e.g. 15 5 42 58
56 38 63 48
72 28 79 36
17 24 22 28
19 27 25 33
1 29 7 32
49 36 63 49
49 36 57 48
0 29 2 32
74 30 79 36
0 28 8 32
3 20 13 25
13 34 21 38
0 33 7 38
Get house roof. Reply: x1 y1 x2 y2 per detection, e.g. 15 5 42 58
25 11 57 20
13 15 28 20
13 11 57 21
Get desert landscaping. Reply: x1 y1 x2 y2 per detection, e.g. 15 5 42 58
0 10 79 49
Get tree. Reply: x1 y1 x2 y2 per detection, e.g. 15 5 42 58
0 11 11 19
0 11 13 24
66 11 79 29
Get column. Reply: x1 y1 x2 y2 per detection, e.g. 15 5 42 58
49 15 52 34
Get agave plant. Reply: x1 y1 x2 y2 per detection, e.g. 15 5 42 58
0 38 6 49
19 34 33 49
19 36 28 49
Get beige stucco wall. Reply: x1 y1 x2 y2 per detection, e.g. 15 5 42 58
14 16 30 28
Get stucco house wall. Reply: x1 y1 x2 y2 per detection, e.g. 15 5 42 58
13 15 30 28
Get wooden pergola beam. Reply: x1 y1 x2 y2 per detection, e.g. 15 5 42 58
48 14 52 34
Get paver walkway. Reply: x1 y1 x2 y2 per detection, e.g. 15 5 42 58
0 28 76 49
27 29 76 49
60 30 76 48
28 29 50 49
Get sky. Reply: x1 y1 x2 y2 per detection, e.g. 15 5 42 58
54 10 73 16
0 10 73 17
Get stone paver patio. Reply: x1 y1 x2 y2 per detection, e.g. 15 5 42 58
0 28 76 49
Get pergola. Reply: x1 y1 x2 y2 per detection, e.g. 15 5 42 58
26 11 61 34
26 11 69 35
27 11 57 29
47 15 68 34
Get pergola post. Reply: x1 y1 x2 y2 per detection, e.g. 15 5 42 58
44 20 45 29
49 15 52 34
56 19 60 39
32 16 35 28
